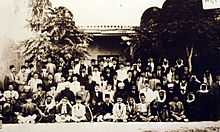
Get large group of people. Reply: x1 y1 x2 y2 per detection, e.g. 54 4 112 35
0 53 220 123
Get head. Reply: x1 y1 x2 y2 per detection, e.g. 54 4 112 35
8 84 14 91
33 72 39 79
37 84 43 91
46 96 53 104
48 57 52 63
76 96 82 104
94 84 100 92
118 82 125 90
9 65 16 73
80 85 86 91
128 97 135 105
116 97 123 104
48 74 53 81
106 83 112 90
21 65 27 73
104 94 110 103
62 97 69 104
173 96 179 102
57 66 62 72
72 74 78 82
127 70 133 78
140 93 146 102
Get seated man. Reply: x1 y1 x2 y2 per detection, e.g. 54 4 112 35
169 96 188 122
76 85 90 104
126 97 138 122
72 96 87 122
17 97 43 123
55 97 72 123
3 84 19 104
41 96 56 123
100 94 113 122
137 93 152 122
112 96 127 122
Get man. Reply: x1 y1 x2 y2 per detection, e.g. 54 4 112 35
16 65 28 91
4 65 17 90
69 74 81 95
56 86 76 105
90 84 103 105
54 66 63 83
46 57 56 75
41 96 56 123
126 97 138 122
149 72 161 90
17 97 43 123
92 66 101 84
114 82 128 103
43 73 56 92
3 84 19 104
139 83 155 105
72 96 87 122
112 96 127 122
137 93 152 122
169 96 188 122
76 85 90 104
123 70 135 92
28 72 43 93
101 94 113 121
55 97 72 123
32 84 46 107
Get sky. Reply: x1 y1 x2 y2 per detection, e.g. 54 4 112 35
0 0 165 42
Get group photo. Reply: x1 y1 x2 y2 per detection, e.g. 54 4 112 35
1 0 220 131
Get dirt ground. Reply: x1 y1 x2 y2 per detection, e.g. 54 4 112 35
1 121 220 132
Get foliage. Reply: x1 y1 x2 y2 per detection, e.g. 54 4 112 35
21 0 92 62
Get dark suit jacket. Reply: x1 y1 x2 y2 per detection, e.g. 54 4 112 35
101 102 113 115
90 91 103 104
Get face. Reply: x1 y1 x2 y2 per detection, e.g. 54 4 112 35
11 67 16 73
128 98 134 104
80 85 85 91
117 98 123 103
95 85 99 92
62 98 68 104
105 97 110 103
48 75 53 80
72 76 77 81
46 98 52 104
107 84 112 90
140 95 146 102
33 74 39 79
8 85 14 90
128 72 132 78
21 68 26 73
48 58 52 63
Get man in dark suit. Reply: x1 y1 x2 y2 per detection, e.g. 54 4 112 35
123 70 135 92
4 65 17 91
101 94 113 121
55 97 72 122
56 86 75 105
90 84 103 105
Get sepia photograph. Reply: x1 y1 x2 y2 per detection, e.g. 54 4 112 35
0 0 220 131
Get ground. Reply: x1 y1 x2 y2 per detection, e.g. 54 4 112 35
1 121 220 132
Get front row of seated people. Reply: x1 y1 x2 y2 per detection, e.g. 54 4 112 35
14 93 188 123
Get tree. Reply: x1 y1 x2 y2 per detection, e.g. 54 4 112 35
161 0 220 73
137 0 220 73
134 7 162 61
20 0 92 63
